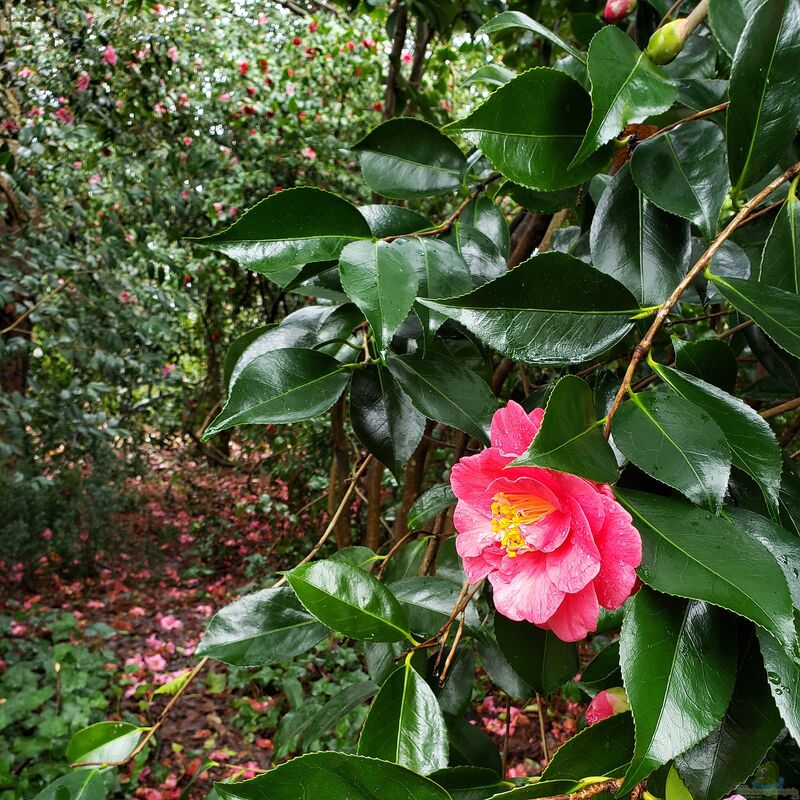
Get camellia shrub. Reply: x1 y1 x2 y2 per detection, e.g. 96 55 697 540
37 0 800 799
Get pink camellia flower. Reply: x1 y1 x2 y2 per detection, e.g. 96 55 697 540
585 687 630 724
102 44 118 66
182 136 192 146
159 613 183 631
167 46 179 62
451 401 642 641
162 363 176 377
301 146 316 160
604 0 637 21
18 67 34 78
76 72 90 92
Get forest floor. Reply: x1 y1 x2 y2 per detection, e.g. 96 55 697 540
1 448 583 799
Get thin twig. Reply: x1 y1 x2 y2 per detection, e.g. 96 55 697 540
652 101 728 138
274 454 373 587
604 160 800 438
437 612 466 685
535 209 568 255
1 279 71 335
536 693 550 763
760 396 800 419
716 319 754 340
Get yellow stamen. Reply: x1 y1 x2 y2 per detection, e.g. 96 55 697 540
490 492 553 557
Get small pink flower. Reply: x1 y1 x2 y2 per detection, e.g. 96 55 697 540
9 621 27 636
213 201 224 216
178 92 189 107
42 528 53 540
451 401 642 641
301 146 316 160
88 173 102 186
119 291 131 302
135 49 147 61
153 102 168 115
585 688 630 725
102 45 118 66
604 0 637 21
218 92 231 101
159 614 183 631
18 67 34 79
162 363 176 377
144 653 167 671
152 3 165 14
402 52 412 64
181 189 190 199
183 136 192 146
167 46 179 62
229 207 238 217
258 12 268 24
76 72 90 92
28 106 43 117
124 232 136 243
54 107 74 125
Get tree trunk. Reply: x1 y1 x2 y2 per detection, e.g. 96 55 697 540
327 395 352 548
363 459 385 550
392 420 433 539
382 4 408 119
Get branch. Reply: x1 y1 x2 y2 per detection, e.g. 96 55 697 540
1 279 70 335
760 396 800 420
605 160 800 437
652 101 728 138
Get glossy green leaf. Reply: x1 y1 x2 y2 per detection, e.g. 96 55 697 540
350 364 425 481
475 631 531 698
190 187 371 273
223 325 273 389
34 771 106 800
577 640 622 697
195 586 330 666
433 647 475 717
445 714 503 774
286 560 411 643
339 240 418 357
390 576 479 638
392 238 472 337
708 272 800 358
618 588 737 794
65 721 143 765
727 0 800 192
429 766 508 800
758 181 800 292
630 120 729 241
420 252 638 366
512 375 618 483
354 118 467 200
300 681 378 747
478 11 586 63
653 363 782 515
503 183 580 214
541 712 635 780
330 546 379 569
758 628 800 745
358 662 449 774
359 204 432 238
215 752 451 800
573 26 676 167
408 484 457 531
676 630 784 800
480 780 576 800
665 765 693 800
386 351 496 445
446 68 611 191
462 197 509 260
494 614 579 696
708 0 766 57
614 391 731 511
590 164 690 305
443 221 506 285
725 507 800 610
462 64 516 88
204 348 349 438
615 489 799 657
672 338 738 394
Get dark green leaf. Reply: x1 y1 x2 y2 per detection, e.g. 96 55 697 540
286 560 411 643
223 325 273 390
512 375 618 483
462 197 509 260
443 222 507 286
494 614 579 695
195 587 330 666
652 363 781 515
204 348 349 438
615 490 799 657
574 26 676 167
420 252 638 366
708 272 800 358
445 714 503 774
503 183 580 214
630 120 729 241
350 364 425 481
383 539 429 584
541 712 635 781
65 722 142 765
487 781 577 800
429 766 508 800
462 65 516 88
390 576 479 638
358 205 432 238
618 588 737 793
300 681 378 747
386 351 496 445
215 752 451 800
708 0 766 57
672 337 738 394
358 662 449 773
190 187 371 273
339 240 418 357
433 646 476 717
478 11 586 62
614 391 731 511
34 771 106 800
675 629 784 800
408 484 457 531
589 164 690 306
446 68 611 191
354 118 467 200
758 628 800 745
475 631 531 698
758 180 800 292
331 546 381 569
727 0 800 192
577 640 622 697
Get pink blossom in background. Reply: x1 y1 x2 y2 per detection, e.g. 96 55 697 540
402 52 412 64
451 401 642 641
119 291 131 302
102 45 118 66
167 46 179 62
178 92 189 107
42 528 53 540
124 232 136 243
9 621 27 636
28 107 43 117
153 102 168 115
75 72 90 92
152 3 165 14
585 688 630 724
258 12 268 24
54 108 74 125
144 653 167 671
88 173 102 186
162 363 176 377
213 201 224 216
159 614 183 631
182 136 192 146
301 146 316 160
218 92 231 101
181 189 190 199
18 67 34 78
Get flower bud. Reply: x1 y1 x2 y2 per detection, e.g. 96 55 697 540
604 0 637 22
645 19 687 65
585 687 630 725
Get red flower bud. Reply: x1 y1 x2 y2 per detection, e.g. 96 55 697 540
292 36 301 46
603 0 637 22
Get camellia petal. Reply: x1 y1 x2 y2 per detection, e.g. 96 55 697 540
490 401 543 456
